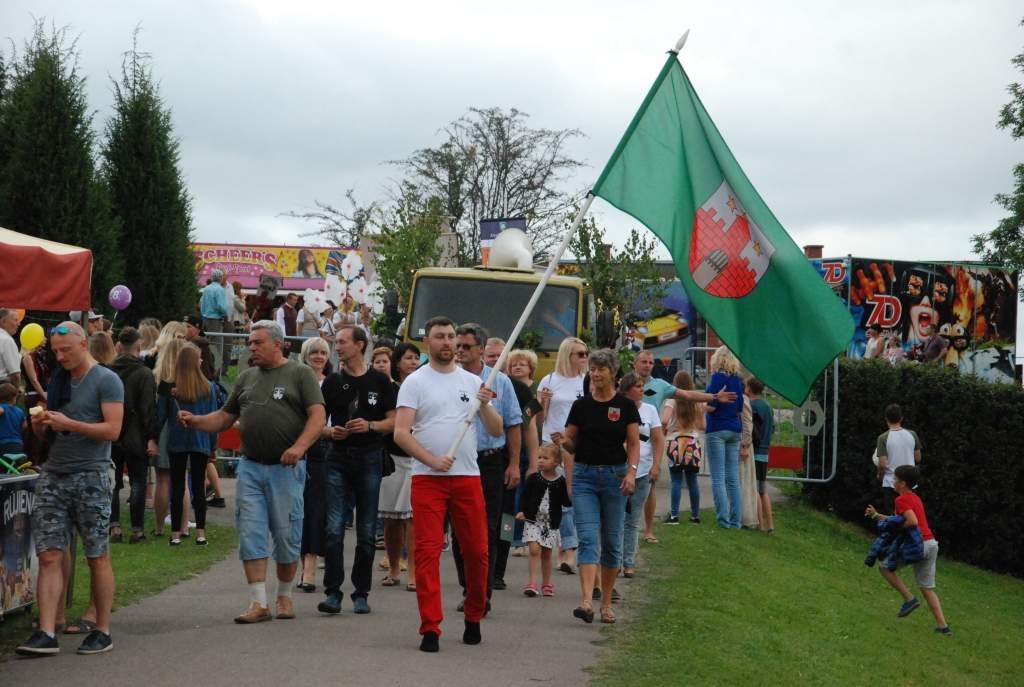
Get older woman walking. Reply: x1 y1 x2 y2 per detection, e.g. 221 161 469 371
296 336 332 591
704 346 745 529
560 349 639 625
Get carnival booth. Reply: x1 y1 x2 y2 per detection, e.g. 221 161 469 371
0 226 92 618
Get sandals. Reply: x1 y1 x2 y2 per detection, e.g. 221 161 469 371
573 604 594 624
541 583 555 597
600 607 616 624
296 582 316 593
381 575 400 587
378 557 390 570
405 583 416 592
558 562 576 575
523 583 539 597
64 618 97 635
643 535 660 544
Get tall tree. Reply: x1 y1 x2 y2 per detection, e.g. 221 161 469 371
100 32 196 323
0 21 123 307
393 107 584 264
568 211 667 345
973 18 1024 292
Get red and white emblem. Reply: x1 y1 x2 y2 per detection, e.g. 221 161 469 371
689 181 775 298
607 407 621 422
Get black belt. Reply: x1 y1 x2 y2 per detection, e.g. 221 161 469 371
477 447 506 459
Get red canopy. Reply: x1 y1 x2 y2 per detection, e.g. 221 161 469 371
0 227 93 311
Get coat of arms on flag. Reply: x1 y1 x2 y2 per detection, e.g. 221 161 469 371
690 181 775 298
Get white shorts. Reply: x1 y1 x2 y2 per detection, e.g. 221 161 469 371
910 539 939 588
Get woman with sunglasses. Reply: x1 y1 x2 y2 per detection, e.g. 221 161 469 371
537 337 589 574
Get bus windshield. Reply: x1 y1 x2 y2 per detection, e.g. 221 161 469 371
408 276 579 352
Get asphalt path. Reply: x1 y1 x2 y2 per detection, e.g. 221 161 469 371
2 472 749 685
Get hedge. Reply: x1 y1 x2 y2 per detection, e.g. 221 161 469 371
804 358 1024 578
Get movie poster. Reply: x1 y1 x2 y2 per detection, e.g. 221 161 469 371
1 475 37 616
823 257 1018 383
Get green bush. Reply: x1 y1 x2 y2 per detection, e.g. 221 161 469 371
805 358 1024 578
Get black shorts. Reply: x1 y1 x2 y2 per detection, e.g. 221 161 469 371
755 459 768 494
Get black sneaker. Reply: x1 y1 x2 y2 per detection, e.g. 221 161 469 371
492 578 507 591
935 625 953 636
463 620 481 645
420 631 440 653
207 497 226 508
663 514 680 525
611 588 622 603
318 593 343 614
77 629 113 655
689 516 701 524
15 630 59 657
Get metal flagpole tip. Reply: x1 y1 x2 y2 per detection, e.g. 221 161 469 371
671 30 690 54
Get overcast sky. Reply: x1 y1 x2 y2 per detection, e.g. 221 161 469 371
2 0 1022 262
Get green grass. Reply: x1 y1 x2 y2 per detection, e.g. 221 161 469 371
591 502 1024 687
0 513 236 657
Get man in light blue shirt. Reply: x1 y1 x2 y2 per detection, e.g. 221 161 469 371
200 269 231 378
454 322 522 603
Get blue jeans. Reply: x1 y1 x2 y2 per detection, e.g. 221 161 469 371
669 468 701 518
622 474 651 568
572 463 628 568
324 445 384 599
705 430 741 528
236 459 305 563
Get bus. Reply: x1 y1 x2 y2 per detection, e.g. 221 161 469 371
401 265 596 379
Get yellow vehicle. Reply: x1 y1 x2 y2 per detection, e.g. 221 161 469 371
627 307 690 349
401 265 596 379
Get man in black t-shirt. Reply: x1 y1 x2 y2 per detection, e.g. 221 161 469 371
318 325 397 616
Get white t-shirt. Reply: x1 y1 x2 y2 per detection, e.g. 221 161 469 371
876 427 921 488
538 372 585 442
397 364 481 477
636 402 661 478
0 330 20 380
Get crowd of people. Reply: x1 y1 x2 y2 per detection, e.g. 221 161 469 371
4 291 949 658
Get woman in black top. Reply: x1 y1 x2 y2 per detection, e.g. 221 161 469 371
560 349 640 625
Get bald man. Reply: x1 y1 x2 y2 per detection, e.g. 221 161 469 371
17 322 124 657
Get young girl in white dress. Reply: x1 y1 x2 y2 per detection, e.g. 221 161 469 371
516 443 572 597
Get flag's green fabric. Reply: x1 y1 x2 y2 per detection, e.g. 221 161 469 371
593 53 854 404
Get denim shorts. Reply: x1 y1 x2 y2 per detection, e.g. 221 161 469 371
236 458 306 564
572 462 628 568
32 469 112 558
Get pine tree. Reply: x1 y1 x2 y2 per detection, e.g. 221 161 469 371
0 21 123 308
100 32 197 323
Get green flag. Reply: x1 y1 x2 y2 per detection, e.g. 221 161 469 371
593 53 854 404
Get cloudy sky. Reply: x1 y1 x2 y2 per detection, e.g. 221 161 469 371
2 1 1022 262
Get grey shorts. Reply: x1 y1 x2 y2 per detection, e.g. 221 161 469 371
32 469 113 558
910 539 939 588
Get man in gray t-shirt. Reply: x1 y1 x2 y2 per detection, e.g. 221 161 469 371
182 320 325 624
876 403 922 513
19 322 124 658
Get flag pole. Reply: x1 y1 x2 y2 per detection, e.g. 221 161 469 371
445 193 597 458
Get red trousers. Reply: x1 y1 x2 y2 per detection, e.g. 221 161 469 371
411 475 489 635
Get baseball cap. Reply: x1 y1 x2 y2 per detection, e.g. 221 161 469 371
182 314 203 328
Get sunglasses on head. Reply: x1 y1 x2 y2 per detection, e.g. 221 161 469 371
50 325 71 336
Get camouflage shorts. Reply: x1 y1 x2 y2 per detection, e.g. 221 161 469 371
32 469 112 558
